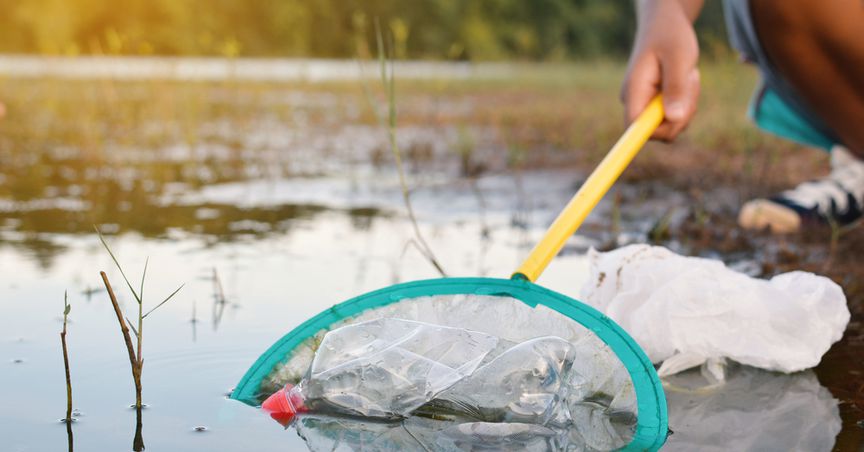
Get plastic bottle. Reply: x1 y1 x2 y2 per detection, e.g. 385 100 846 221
263 318 500 424
416 336 575 425
262 318 581 427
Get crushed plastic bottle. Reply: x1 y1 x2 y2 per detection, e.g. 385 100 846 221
263 318 501 423
262 318 633 434
419 336 575 425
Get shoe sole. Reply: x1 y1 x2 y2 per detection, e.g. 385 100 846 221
738 199 801 234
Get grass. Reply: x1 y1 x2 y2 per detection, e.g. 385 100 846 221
96 228 183 408
60 291 73 424
357 22 448 276
60 291 74 451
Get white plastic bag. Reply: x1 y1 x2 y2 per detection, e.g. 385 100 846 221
579 245 850 379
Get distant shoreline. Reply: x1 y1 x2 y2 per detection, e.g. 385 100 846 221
0 55 516 82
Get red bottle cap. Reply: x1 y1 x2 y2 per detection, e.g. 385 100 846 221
261 384 307 426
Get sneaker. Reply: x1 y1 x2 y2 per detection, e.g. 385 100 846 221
738 145 864 233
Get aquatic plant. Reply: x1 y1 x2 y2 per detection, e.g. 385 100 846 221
362 21 447 276
60 291 73 423
97 228 183 408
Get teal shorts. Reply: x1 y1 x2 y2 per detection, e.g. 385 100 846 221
724 0 840 151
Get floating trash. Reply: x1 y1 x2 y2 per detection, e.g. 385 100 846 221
262 318 639 450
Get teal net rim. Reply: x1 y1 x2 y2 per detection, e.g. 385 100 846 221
231 277 668 451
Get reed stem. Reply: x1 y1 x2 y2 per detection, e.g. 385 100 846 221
61 291 73 423
100 271 143 407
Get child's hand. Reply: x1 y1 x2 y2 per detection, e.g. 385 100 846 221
621 0 702 141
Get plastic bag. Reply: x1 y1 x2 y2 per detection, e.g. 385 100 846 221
579 245 850 379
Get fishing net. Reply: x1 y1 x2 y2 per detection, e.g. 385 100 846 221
231 278 667 451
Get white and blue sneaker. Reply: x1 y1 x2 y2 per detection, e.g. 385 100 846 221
738 146 864 233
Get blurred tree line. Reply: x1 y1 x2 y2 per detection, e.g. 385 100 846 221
0 0 729 60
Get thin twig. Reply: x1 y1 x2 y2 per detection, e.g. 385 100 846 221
96 229 183 408
470 179 491 275
101 271 142 407
373 21 446 276
61 291 73 423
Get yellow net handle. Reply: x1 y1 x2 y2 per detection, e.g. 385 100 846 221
513 96 664 282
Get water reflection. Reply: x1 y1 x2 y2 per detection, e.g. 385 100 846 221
133 406 145 452
0 75 575 273
190 300 199 343
295 415 564 452
663 365 840 451
211 268 228 332
66 420 74 452
285 365 842 451
0 78 399 271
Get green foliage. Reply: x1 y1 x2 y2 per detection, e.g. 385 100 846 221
0 0 728 59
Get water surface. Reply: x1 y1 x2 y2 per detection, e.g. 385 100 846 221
0 64 852 450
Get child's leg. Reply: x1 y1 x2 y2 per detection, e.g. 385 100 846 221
728 0 864 233
751 0 864 157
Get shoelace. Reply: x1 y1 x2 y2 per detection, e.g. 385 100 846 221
782 153 864 217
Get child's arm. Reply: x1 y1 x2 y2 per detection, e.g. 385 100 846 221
621 0 704 141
